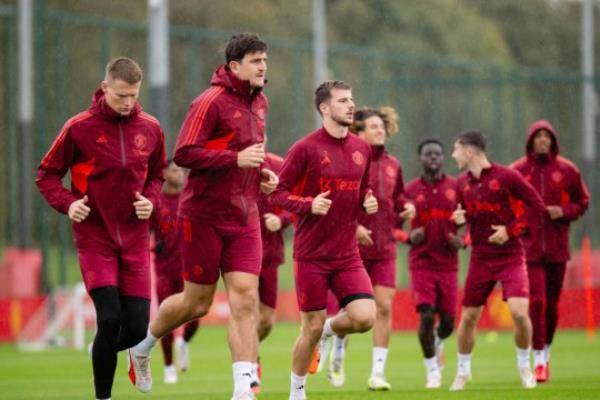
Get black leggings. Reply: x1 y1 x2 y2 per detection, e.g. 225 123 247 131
417 304 454 359
90 286 150 399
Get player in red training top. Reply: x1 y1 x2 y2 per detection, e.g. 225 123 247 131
510 120 589 382
150 160 199 384
36 57 167 400
323 106 415 391
130 33 278 400
253 152 294 394
272 81 378 400
404 139 465 389
448 130 546 391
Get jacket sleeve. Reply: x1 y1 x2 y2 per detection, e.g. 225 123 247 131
505 170 546 238
173 96 238 170
393 163 406 225
143 130 167 210
271 144 313 215
560 170 590 221
35 125 79 215
359 150 373 205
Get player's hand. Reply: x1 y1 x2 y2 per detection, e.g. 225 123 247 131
546 205 563 220
409 227 425 245
488 224 509 245
451 204 466 225
134 192 153 220
263 212 282 232
68 195 90 223
399 202 416 220
260 168 279 194
356 224 374 246
448 232 464 249
363 190 378 214
237 143 266 168
311 190 332 215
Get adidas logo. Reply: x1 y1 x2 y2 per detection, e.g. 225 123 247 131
96 134 108 144
242 372 252 378
296 385 305 390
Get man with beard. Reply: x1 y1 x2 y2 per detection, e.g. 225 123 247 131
272 80 378 400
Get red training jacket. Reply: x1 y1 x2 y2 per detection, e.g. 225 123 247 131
457 163 546 259
272 127 372 262
174 65 268 226
258 153 293 267
36 88 167 252
510 120 590 262
404 174 460 271
357 145 404 261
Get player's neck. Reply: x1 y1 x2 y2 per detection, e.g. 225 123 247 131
163 183 182 195
422 171 442 183
323 119 349 139
468 155 492 179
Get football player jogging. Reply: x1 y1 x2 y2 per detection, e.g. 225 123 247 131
36 57 167 400
129 33 278 400
150 160 199 384
510 120 589 382
324 106 415 390
272 81 378 400
404 139 465 388
449 130 546 391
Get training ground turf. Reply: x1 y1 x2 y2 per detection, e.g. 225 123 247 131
0 324 598 399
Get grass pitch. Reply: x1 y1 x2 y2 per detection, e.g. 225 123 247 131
0 324 598 399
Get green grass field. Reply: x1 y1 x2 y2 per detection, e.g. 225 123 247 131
0 324 598 399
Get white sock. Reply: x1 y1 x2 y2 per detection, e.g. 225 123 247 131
97 398 111 400
290 371 307 399
457 353 471 376
533 350 546 367
232 361 253 396
544 344 551 363
424 356 439 374
371 347 388 377
332 335 347 360
322 318 335 337
133 329 158 356
435 334 444 354
252 362 260 383
516 347 531 369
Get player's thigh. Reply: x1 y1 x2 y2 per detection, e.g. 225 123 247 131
500 260 529 301
180 219 223 285
373 284 395 313
410 269 437 310
526 261 547 302
221 221 262 276
294 260 329 312
435 270 458 316
119 248 151 299
365 258 397 289
258 266 279 309
77 249 119 292
331 257 374 309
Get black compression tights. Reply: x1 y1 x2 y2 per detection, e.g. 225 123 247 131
89 286 150 399
417 304 454 359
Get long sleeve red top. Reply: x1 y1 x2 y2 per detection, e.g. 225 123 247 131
36 88 166 252
404 174 460 271
271 128 372 262
511 120 590 262
457 163 546 259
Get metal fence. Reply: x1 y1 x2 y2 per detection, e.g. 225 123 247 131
1 4 597 291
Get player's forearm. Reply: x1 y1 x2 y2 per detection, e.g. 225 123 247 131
271 189 312 215
173 145 238 170
36 175 77 214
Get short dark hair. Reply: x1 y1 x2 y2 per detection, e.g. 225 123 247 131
455 129 487 151
314 80 352 114
105 57 143 84
225 33 267 63
417 138 444 155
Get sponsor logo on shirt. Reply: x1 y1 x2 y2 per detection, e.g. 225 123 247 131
445 188 456 201
319 177 361 192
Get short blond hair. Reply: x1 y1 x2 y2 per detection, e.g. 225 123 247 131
105 57 143 84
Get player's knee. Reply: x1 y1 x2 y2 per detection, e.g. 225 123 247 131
97 313 121 337
259 313 275 333
351 313 375 333
230 295 258 320
182 300 210 320
511 309 530 326
437 315 454 339
419 310 435 332
375 298 392 319
529 298 546 315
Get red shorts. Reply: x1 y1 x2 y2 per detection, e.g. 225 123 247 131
180 219 262 285
409 269 458 316
78 248 151 299
462 254 529 307
259 263 279 309
364 258 396 288
155 272 184 304
294 255 374 312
